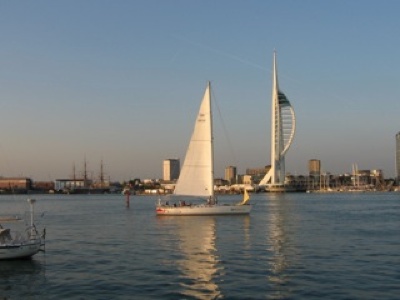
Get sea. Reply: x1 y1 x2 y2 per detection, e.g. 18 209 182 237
0 192 399 300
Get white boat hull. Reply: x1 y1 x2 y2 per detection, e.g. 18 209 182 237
156 204 251 216
0 239 42 260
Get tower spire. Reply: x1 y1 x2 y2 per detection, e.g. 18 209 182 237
259 51 296 191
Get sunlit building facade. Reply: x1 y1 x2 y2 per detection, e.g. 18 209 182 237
308 159 321 190
163 159 180 181
224 166 237 184
309 159 321 176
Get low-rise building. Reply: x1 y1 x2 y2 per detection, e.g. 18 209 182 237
0 177 32 192
54 179 92 191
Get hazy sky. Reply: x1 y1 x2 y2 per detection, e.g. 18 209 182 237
1 1 399 181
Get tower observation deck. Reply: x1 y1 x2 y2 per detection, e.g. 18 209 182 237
259 51 296 191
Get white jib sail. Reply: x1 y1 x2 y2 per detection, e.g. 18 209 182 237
174 82 214 198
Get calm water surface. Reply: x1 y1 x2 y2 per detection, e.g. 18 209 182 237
0 193 399 299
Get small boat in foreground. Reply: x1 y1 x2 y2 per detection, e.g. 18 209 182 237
156 82 251 216
0 199 45 260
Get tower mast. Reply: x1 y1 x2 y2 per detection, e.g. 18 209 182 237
270 50 284 184
260 51 296 191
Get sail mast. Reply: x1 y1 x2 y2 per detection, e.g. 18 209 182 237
271 50 285 184
271 51 278 184
208 81 215 198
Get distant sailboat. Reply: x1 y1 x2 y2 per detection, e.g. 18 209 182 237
156 82 251 215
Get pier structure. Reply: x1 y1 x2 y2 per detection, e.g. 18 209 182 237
259 51 296 192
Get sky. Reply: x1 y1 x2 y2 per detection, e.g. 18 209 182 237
1 0 400 181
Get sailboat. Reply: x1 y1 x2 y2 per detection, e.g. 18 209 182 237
0 199 45 260
156 82 251 216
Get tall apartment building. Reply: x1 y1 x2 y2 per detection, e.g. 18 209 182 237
309 159 321 176
224 166 237 184
308 159 321 190
396 132 400 183
163 159 180 181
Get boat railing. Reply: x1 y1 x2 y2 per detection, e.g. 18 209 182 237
26 225 39 240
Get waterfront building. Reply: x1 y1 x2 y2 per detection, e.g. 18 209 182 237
214 178 229 187
246 166 270 184
33 181 55 191
0 177 32 192
308 159 321 190
259 51 296 191
348 168 385 190
396 132 400 184
242 175 253 185
286 174 307 191
54 179 92 192
224 166 237 184
309 159 321 176
163 159 180 181
370 169 384 187
356 170 372 186
246 166 270 177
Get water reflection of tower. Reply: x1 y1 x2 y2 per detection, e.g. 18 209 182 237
267 195 290 298
176 217 221 300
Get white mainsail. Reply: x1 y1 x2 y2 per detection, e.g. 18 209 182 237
173 82 214 198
